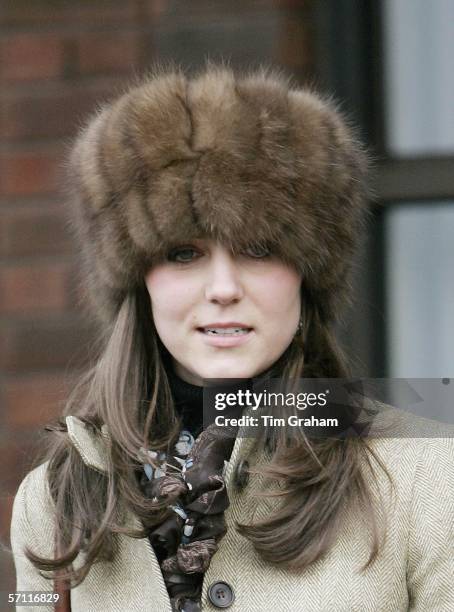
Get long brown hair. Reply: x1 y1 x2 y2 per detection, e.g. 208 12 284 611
25 282 391 585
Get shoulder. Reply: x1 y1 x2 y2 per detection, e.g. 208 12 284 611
364 402 454 486
11 461 56 561
357 403 454 529
363 406 454 552
12 461 53 522
365 402 454 470
404 434 454 523
12 416 111 547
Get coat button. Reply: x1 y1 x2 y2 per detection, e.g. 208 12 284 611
207 581 235 608
233 459 249 490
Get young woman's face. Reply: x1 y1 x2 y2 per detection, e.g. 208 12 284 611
145 239 302 385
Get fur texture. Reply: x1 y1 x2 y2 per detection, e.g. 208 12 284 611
65 65 370 327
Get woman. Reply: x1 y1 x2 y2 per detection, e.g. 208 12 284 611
10 65 454 612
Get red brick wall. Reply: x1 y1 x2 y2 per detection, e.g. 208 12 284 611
0 1 157 600
0 0 314 603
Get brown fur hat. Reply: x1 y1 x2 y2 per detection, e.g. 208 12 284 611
65 64 370 328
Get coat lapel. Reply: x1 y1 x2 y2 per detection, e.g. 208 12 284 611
65 416 259 611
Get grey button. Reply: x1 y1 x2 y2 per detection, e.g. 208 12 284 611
233 459 249 490
207 581 235 608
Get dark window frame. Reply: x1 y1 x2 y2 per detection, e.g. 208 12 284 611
313 0 454 376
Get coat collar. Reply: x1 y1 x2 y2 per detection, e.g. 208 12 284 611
65 415 258 484
66 416 111 473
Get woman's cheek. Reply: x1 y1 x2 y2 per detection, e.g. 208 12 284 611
147 270 195 310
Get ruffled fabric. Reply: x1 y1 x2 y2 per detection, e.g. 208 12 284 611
137 423 237 612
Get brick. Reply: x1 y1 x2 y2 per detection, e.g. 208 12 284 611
0 489 16 594
0 149 61 197
0 1 139 27
0 204 72 258
145 0 277 19
0 554 15 599
2 372 73 429
71 3 139 23
77 31 140 75
1 318 97 373
0 33 65 82
67 262 89 311
274 0 310 8
145 0 167 19
277 17 313 70
0 495 14 543
0 81 123 142
0 262 70 314
0 435 36 497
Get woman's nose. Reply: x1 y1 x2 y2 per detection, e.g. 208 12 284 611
204 251 244 304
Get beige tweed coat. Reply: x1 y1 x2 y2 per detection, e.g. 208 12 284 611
10 411 454 612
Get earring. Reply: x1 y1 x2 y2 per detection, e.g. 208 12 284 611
295 316 303 336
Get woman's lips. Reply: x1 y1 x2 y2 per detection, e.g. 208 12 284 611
196 327 254 347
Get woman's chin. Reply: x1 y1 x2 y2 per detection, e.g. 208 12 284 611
198 362 259 381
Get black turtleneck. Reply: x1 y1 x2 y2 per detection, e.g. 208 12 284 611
166 367 205 438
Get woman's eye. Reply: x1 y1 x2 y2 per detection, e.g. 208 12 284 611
243 244 270 258
167 247 200 263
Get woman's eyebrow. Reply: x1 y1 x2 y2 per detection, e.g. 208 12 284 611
167 240 202 249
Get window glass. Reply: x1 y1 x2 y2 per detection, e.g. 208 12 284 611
383 0 454 155
385 203 454 377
